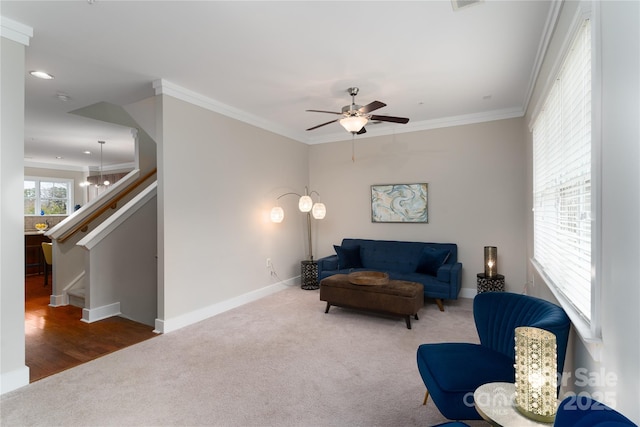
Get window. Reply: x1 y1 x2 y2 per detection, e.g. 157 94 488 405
532 19 593 324
24 177 74 216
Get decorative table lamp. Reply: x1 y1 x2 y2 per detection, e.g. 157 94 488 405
514 326 558 423
484 246 497 278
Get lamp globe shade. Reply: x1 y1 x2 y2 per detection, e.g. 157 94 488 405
340 116 368 133
312 203 326 219
270 206 284 223
298 195 313 212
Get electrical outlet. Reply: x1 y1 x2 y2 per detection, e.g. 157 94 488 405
266 258 272 268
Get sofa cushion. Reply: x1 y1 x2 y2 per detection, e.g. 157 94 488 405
416 247 451 275
358 240 424 273
333 245 363 269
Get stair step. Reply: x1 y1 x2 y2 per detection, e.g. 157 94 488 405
68 288 85 298
68 288 85 308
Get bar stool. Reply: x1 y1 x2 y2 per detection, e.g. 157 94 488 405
41 242 53 286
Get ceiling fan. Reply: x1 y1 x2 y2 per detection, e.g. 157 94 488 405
306 87 410 135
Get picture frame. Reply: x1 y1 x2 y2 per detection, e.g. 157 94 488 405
371 183 428 223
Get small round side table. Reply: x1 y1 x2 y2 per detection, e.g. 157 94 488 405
474 382 554 426
301 260 319 290
477 273 505 293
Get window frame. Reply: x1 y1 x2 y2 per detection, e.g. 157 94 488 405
529 2 602 358
24 176 75 216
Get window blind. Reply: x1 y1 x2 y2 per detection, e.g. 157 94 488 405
533 19 592 321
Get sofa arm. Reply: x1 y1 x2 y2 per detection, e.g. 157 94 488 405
437 262 463 298
317 255 338 273
436 263 452 282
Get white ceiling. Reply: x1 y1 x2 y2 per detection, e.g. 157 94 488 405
2 0 555 170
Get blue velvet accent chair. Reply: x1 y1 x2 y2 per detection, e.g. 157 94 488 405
416 292 571 421
555 395 637 426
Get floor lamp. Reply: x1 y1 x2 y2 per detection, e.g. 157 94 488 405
271 187 326 289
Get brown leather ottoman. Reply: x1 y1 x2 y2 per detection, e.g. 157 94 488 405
319 273 424 329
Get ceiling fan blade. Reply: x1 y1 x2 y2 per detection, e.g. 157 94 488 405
306 109 342 115
306 119 339 131
369 114 410 124
357 127 367 135
359 101 386 114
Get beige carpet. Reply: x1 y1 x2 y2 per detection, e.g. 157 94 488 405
1 285 487 427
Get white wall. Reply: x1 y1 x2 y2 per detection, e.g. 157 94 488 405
310 118 528 298
0 36 30 393
124 95 158 175
157 94 311 331
524 1 639 422
83 193 158 326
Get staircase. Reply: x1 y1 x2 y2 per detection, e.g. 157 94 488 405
44 102 159 326
68 288 85 308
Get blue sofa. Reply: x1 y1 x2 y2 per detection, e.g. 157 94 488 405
317 238 462 311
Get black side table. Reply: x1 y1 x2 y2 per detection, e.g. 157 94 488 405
301 260 319 290
477 273 505 293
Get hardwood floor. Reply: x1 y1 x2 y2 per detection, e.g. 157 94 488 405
25 273 158 383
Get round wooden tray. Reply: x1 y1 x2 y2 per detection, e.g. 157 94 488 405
348 271 389 286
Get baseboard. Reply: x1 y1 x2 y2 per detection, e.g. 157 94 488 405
459 287 478 299
81 302 121 323
0 365 29 395
49 293 68 307
155 279 294 334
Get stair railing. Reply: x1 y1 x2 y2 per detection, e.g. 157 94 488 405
51 168 156 244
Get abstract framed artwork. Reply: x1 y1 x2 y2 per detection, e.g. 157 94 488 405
371 183 428 223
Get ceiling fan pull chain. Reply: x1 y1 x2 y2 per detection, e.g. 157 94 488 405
352 134 356 163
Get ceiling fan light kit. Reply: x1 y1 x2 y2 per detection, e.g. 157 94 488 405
306 87 410 135
340 116 368 133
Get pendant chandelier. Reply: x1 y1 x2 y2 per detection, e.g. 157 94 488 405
97 140 110 187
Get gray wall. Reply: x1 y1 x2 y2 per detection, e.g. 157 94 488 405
157 94 311 330
310 117 528 298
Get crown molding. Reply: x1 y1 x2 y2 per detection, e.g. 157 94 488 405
0 16 33 46
87 162 136 173
303 107 525 145
153 79 525 146
24 161 87 172
24 160 136 173
152 79 307 143
522 0 563 118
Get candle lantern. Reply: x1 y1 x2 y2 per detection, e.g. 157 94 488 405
484 246 497 278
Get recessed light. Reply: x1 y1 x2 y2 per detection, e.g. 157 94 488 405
56 156 64 159
29 70 54 80
56 93 71 102
83 150 91 155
